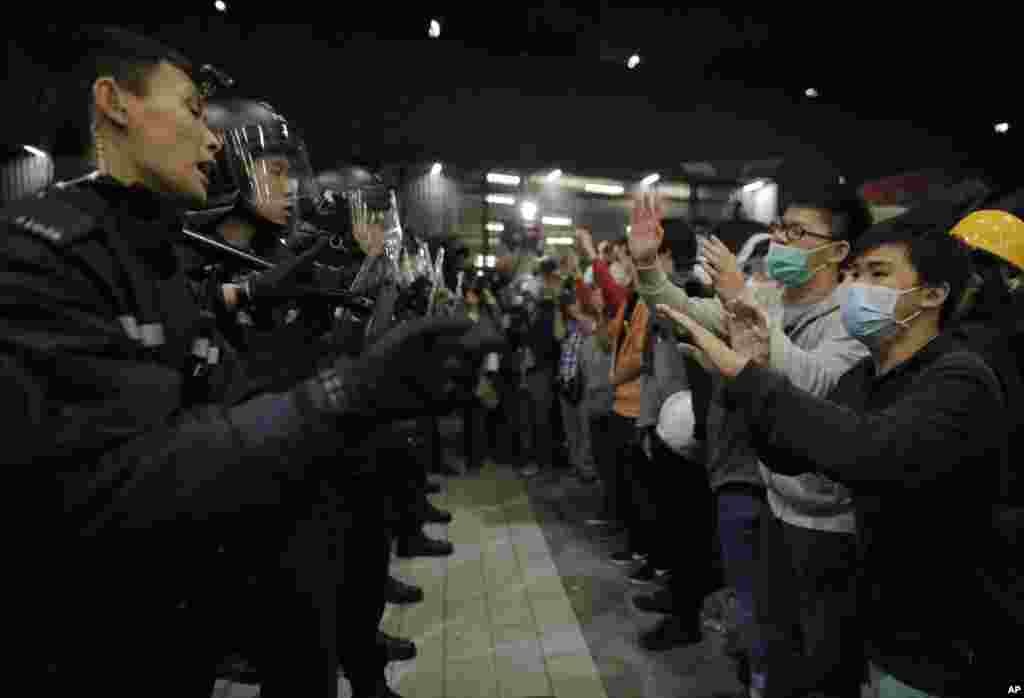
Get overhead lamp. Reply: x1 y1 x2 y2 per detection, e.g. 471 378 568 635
585 182 625 196
641 173 660 187
743 179 766 193
627 54 641 69
430 162 443 176
547 237 575 245
486 194 516 205
486 172 521 186
995 122 1010 134
805 88 819 98
428 19 441 38
626 225 632 233
476 254 485 267
477 270 486 276
214 0 226 10
521 201 538 221
485 222 505 232
542 216 572 226
546 168 563 181
485 255 496 268
23 145 47 158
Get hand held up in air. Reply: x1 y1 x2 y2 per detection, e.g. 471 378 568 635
626 192 664 266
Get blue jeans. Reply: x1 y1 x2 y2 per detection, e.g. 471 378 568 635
717 485 770 682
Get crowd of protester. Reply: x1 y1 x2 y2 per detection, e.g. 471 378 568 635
1 25 1020 698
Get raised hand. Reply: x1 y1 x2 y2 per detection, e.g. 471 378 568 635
627 191 664 266
655 303 750 379
724 296 771 367
700 235 745 304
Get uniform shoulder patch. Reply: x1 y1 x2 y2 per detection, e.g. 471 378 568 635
0 192 99 246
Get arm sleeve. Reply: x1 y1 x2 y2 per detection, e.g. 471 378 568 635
768 322 871 396
0 235 340 535
726 356 1004 489
591 260 627 316
634 264 728 338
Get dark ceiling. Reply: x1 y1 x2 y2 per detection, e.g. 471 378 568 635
4 9 1017 186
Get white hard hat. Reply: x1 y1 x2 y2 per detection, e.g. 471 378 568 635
656 390 698 456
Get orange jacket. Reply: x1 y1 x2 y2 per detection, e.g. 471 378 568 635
609 295 648 419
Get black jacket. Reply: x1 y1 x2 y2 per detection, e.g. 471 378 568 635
727 333 1007 695
0 177 334 549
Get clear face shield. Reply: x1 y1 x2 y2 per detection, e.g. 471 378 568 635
218 120 315 232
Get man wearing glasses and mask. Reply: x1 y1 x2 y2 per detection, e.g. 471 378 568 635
627 158 873 698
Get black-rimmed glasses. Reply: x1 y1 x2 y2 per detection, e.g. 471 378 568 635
769 221 834 243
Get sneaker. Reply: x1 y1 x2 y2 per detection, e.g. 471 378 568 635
633 588 675 614
629 562 659 585
520 464 540 478
610 551 644 565
639 616 702 652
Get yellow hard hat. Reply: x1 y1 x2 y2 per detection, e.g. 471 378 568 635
950 209 1024 271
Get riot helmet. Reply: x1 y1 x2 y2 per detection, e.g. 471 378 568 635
205 99 315 230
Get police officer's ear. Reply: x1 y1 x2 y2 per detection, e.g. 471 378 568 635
93 78 130 129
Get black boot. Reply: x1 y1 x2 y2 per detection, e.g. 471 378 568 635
396 532 453 558
378 630 417 662
425 480 442 495
419 498 453 525
350 678 403 698
385 575 425 605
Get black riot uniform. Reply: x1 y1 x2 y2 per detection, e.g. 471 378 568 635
0 174 344 697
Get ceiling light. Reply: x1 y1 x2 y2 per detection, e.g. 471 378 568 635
585 183 625 196
22 145 47 158
805 88 818 98
546 169 563 181
476 255 485 267
995 122 1010 134
743 179 766 193
486 194 516 206
428 19 441 38
542 216 572 226
430 162 443 176
485 255 496 268
486 172 521 186
214 0 226 10
641 173 660 187
485 222 505 232
626 225 632 233
521 201 538 221
547 237 575 245
627 54 641 69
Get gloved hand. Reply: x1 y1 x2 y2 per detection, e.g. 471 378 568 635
241 236 330 306
299 314 508 424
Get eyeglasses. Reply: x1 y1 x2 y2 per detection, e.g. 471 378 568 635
769 221 834 243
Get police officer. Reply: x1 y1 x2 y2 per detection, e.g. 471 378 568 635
0 26 502 698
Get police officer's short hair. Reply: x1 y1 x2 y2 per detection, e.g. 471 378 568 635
77 27 195 145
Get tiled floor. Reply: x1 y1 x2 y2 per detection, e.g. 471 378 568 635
386 462 607 698
212 461 607 698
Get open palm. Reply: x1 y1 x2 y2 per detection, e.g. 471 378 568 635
725 296 771 366
627 192 664 265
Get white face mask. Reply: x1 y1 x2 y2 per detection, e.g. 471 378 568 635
839 282 931 347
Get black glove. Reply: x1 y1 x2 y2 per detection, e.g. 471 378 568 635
241 236 330 306
298 314 508 424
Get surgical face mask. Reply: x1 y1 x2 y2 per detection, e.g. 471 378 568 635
765 241 832 288
839 282 927 347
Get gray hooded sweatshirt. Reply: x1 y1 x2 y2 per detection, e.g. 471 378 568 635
634 266 870 533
